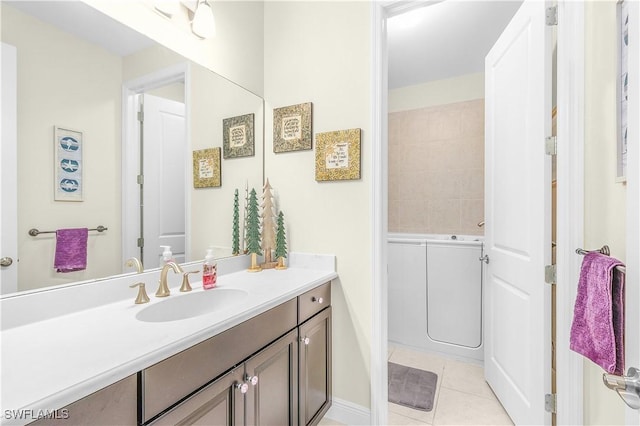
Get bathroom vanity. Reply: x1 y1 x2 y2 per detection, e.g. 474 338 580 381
1 254 336 426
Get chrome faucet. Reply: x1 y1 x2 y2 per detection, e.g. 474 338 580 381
156 262 184 297
125 257 143 273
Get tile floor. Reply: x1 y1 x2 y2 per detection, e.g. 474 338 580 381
321 344 513 426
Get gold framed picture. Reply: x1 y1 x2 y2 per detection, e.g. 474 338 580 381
315 128 361 181
193 148 221 188
273 102 312 153
223 113 255 159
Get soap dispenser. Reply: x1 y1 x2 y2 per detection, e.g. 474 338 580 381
202 248 217 290
161 245 174 265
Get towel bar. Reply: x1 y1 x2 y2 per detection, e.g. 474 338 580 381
28 226 108 237
575 245 626 274
603 368 640 409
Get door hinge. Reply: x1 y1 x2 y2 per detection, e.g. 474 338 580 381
546 6 558 26
545 393 557 413
137 110 144 122
545 136 557 156
137 174 144 185
137 237 144 248
545 264 557 285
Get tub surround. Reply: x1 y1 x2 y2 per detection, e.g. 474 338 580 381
0 252 337 425
388 98 485 236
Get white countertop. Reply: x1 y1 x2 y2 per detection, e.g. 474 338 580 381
0 254 337 425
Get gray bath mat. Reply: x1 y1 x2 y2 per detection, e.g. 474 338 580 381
388 362 438 411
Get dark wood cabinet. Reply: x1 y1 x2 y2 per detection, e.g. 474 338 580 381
245 329 299 426
299 307 332 426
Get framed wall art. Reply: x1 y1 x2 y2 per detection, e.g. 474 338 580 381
54 126 83 201
223 113 255 159
315 128 361 181
273 102 312 153
193 148 221 188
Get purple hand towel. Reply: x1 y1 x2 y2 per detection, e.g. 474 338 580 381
570 252 625 375
54 228 88 273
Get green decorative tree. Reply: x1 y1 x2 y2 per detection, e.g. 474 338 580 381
232 189 240 255
246 188 262 271
243 182 249 254
275 211 287 270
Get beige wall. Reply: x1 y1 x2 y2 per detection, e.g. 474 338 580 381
264 1 372 409
584 0 627 423
388 98 484 236
2 5 123 291
389 72 485 113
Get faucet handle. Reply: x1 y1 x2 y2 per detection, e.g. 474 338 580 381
130 282 150 304
125 257 144 273
180 271 200 292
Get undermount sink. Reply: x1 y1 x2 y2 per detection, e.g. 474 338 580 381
136 288 249 322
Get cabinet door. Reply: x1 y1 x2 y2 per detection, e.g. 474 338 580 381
245 329 298 426
151 368 245 426
299 307 332 426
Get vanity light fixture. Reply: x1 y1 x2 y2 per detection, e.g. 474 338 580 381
191 0 216 39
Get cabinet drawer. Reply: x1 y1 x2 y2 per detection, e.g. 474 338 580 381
298 282 331 324
143 299 297 422
29 375 137 426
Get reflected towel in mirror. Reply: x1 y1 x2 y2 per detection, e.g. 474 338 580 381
54 228 88 273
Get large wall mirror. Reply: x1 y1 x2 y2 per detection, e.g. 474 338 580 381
1 1 264 294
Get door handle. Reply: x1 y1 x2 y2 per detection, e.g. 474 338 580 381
0 257 13 267
603 368 640 409
479 255 489 264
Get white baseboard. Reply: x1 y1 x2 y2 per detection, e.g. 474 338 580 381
325 397 371 425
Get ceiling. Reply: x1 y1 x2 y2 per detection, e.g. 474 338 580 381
387 0 523 89
6 1 155 57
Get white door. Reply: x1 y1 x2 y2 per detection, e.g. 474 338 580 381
484 1 552 425
141 94 187 268
1 43 18 294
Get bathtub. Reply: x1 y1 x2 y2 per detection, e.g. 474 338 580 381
388 233 484 362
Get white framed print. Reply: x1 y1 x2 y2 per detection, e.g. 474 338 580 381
54 126 83 201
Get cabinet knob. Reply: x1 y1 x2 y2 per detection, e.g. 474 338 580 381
311 296 323 304
301 336 310 345
245 374 259 386
236 382 249 394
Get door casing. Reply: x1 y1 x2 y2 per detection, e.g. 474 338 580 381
1 42 18 294
121 63 191 270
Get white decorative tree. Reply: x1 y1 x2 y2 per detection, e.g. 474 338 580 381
261 178 277 267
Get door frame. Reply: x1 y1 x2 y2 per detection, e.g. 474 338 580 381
121 63 191 270
370 1 583 424
555 2 585 424
1 42 18 294
625 1 640 424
